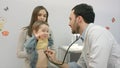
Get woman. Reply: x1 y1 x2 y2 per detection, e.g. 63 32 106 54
17 6 54 68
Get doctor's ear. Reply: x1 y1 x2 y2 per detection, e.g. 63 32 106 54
78 16 82 21
76 16 82 23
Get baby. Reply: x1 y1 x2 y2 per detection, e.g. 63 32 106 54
25 21 49 68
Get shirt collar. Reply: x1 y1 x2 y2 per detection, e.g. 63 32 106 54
81 28 86 42
80 23 94 42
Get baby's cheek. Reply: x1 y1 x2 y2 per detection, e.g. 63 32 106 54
45 36 48 39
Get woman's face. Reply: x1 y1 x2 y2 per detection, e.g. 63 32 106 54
37 9 47 22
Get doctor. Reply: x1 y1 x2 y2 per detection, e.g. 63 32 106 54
45 3 120 68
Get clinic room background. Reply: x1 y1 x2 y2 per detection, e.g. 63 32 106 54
0 0 120 68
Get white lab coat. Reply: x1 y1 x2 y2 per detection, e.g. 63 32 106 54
69 23 120 68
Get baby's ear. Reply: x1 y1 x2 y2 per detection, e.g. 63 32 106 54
33 30 37 34
48 33 50 38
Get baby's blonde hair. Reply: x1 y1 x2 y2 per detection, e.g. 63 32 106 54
32 21 49 32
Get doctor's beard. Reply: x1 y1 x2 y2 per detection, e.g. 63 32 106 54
72 21 80 34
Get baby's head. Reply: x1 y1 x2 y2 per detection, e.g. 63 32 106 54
32 21 49 39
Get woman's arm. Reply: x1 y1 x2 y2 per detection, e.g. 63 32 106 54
17 28 28 58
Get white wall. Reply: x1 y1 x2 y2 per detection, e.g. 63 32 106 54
0 0 120 68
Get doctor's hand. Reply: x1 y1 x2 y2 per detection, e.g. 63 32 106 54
45 49 69 68
45 49 56 61
45 49 61 64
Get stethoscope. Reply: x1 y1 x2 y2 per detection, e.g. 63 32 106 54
45 35 81 65
45 20 81 65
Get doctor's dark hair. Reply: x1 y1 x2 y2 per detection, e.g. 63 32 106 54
72 3 95 24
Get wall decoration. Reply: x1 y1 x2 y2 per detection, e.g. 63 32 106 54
105 26 110 30
0 17 9 36
112 17 115 23
1 30 9 36
112 17 120 23
0 17 6 31
4 6 9 11
0 0 9 37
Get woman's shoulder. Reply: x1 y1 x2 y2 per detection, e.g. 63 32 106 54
21 27 28 31
19 27 28 34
